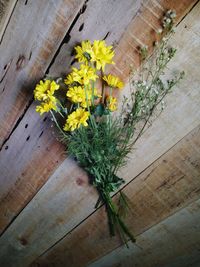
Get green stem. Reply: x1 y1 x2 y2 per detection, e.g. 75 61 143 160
57 100 66 111
101 69 105 104
57 110 65 118
84 85 90 113
91 80 95 106
99 188 135 244
50 110 68 138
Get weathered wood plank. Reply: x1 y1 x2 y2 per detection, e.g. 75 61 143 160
110 0 198 80
0 0 17 42
24 5 200 264
88 199 200 267
0 1 199 265
0 0 85 146
30 125 200 267
48 0 142 77
0 0 142 234
0 124 199 266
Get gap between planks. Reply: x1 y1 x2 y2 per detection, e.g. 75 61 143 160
0 0 142 236
33 122 200 261
87 198 200 267
30 123 200 267
0 1 199 266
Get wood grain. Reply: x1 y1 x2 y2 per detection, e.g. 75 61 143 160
0 0 17 43
109 0 198 80
27 4 200 265
0 0 141 234
0 1 199 266
88 199 200 267
30 125 200 267
0 0 85 146
48 0 141 77
0 0 197 235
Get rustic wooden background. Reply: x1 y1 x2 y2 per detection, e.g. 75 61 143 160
0 0 200 266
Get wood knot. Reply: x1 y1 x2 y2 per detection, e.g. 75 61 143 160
19 237 28 246
16 55 26 70
76 177 85 186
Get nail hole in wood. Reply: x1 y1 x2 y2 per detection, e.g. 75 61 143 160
63 34 71 44
5 145 8 150
70 49 75 57
79 23 84 32
80 2 88 14
70 59 76 66
29 51 32 60
39 131 43 138
24 0 28 5
103 31 110 40
16 55 26 70
25 124 28 128
3 64 7 70
26 135 30 141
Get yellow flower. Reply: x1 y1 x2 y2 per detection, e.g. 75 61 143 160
107 96 117 111
64 108 90 131
64 73 76 86
64 64 98 86
75 40 94 63
92 40 114 71
34 79 59 115
79 88 92 108
36 99 57 115
34 80 59 101
66 85 100 108
67 86 85 103
103 74 124 89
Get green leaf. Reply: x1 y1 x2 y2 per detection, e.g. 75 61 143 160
94 104 105 116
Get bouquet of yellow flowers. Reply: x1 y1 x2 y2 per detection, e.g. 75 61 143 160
34 11 183 245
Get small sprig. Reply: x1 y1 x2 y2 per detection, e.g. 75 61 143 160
162 10 176 30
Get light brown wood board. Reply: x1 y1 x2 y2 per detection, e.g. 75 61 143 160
0 117 200 267
0 0 17 43
87 199 200 267
0 0 142 234
28 124 200 267
0 0 197 237
0 0 199 266
0 0 85 147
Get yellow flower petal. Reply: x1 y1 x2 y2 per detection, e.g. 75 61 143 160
34 80 59 101
64 65 98 86
92 40 114 71
64 108 90 131
74 40 94 63
103 74 124 89
34 79 59 115
107 96 117 112
36 99 57 115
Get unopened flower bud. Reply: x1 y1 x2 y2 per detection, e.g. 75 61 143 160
171 11 176 18
166 18 171 24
